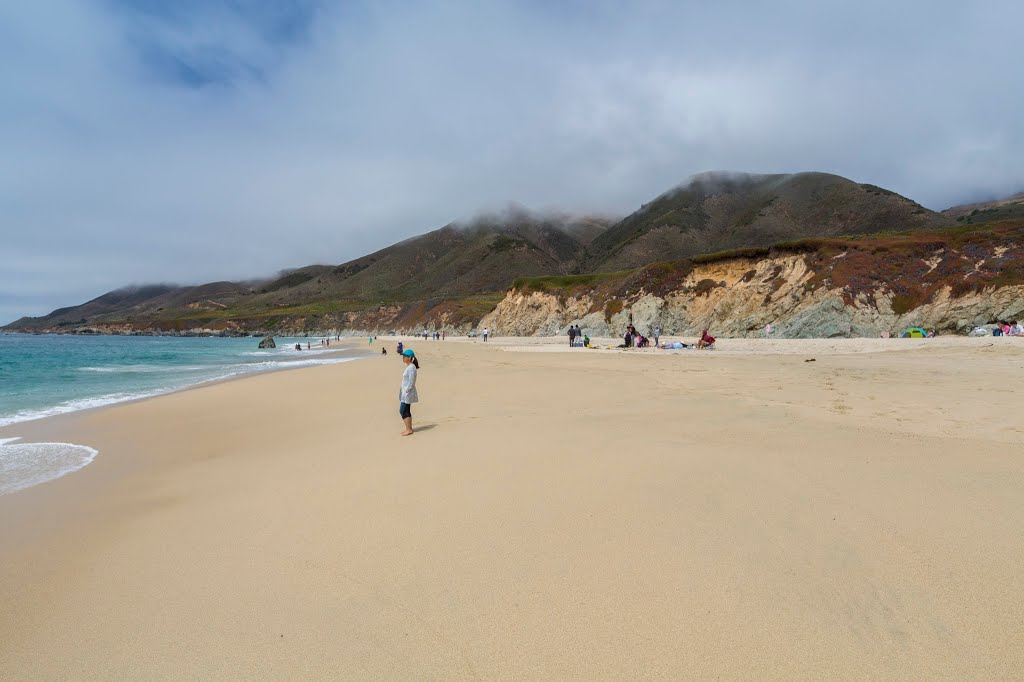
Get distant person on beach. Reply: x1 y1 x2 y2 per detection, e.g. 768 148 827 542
483 328 489 342
583 334 590 347
623 330 632 348
382 348 387 355
653 326 661 346
568 325 576 347
576 325 583 346
697 329 716 350
397 341 404 355
1011 321 1024 336
764 323 773 338
399 349 420 436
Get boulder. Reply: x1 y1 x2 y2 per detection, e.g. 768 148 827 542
258 335 276 349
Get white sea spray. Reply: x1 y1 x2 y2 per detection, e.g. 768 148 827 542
0 440 99 495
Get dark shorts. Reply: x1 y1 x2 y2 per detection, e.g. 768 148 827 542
399 402 412 419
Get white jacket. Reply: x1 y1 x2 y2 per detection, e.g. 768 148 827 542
400 364 419 403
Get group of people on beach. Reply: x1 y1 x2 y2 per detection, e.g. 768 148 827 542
421 330 446 340
380 313 1023 437
616 324 715 350
621 324 651 348
567 325 588 347
993 320 1024 336
387 321 717 437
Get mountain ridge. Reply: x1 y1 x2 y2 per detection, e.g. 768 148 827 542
3 171 999 335
943 191 1024 224
5 211 613 331
581 171 952 272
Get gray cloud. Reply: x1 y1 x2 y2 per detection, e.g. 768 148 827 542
2 0 1022 324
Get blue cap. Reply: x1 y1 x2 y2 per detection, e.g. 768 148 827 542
402 349 415 357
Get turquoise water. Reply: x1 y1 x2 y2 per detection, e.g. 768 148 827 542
0 334 362 426
0 333 364 494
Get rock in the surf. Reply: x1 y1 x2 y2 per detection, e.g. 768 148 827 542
258 336 276 349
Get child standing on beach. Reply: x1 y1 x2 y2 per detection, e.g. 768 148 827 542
399 349 419 436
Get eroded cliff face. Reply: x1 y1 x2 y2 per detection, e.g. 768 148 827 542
481 253 1024 338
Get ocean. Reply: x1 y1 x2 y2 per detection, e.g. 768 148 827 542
0 333 366 495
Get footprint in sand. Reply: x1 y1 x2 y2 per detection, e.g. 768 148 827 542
831 400 851 414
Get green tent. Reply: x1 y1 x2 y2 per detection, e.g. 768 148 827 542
901 327 927 338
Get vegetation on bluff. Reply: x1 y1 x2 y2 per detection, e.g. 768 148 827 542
512 220 1024 313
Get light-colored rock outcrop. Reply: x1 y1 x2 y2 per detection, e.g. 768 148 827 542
480 253 1024 338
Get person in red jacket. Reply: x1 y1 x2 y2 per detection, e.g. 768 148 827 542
697 329 716 350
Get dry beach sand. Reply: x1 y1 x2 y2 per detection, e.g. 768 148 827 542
1 336 1023 679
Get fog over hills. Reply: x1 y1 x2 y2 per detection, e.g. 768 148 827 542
943 192 1024 224
3 172 973 333
5 210 613 331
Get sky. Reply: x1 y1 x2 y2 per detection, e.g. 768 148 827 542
2 0 1022 324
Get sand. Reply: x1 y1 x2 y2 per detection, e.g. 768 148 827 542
1 336 1023 679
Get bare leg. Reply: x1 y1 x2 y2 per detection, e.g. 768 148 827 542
400 416 414 436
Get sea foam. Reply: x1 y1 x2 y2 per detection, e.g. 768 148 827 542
0 357 358 428
0 440 99 495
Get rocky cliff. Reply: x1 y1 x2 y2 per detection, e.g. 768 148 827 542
480 221 1024 338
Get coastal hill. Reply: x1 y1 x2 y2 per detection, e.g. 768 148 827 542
5 212 612 332
263 209 610 306
9 171 1018 338
943 190 1024 224
582 172 952 272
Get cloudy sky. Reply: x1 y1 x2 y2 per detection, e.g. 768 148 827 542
2 0 1021 324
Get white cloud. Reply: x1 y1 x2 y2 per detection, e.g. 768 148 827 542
1 0 1022 323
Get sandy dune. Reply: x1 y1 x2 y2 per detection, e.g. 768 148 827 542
1 337 1022 679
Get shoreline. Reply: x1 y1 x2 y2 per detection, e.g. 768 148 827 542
1 335 1014 495
2 337 1023 677
0 339 373 496
0 340 370 432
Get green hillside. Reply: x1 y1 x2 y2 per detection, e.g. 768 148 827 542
5 212 611 331
582 172 952 272
943 191 1024 224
